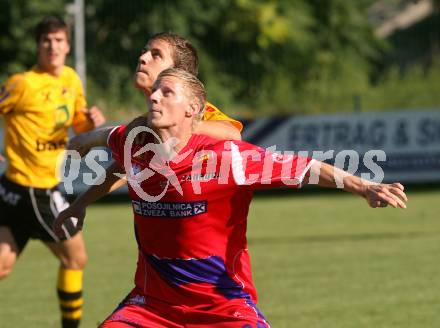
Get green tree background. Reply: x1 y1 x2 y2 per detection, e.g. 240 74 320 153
0 0 439 119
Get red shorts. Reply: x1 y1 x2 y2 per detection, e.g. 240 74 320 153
100 289 270 328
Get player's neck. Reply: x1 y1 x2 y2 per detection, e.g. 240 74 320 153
156 126 192 155
36 62 64 77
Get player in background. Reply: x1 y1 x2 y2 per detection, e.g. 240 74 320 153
129 32 242 138
68 32 242 198
54 68 407 327
0 16 105 328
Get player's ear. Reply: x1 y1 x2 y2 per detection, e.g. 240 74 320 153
184 104 192 118
186 100 200 118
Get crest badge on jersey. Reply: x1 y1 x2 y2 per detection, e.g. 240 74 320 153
271 152 293 164
55 104 70 127
197 153 210 162
131 163 143 175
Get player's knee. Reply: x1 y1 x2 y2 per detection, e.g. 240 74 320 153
60 251 87 270
0 267 12 279
0 258 15 279
76 252 88 269
0 234 19 279
61 251 88 270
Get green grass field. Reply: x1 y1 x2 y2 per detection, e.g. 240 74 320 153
1 189 440 327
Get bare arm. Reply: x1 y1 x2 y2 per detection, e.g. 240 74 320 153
76 161 125 206
194 120 241 140
304 161 408 208
53 161 126 235
68 126 116 156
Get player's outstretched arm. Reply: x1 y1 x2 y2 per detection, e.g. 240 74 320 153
304 161 408 209
72 161 126 204
67 126 116 156
195 120 241 140
53 161 125 237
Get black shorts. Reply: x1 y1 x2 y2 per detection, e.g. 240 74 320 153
0 175 80 252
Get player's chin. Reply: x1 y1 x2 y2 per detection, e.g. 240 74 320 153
148 119 162 129
49 57 65 68
149 118 172 130
134 74 151 90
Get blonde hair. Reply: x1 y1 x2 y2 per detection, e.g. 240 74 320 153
154 68 206 124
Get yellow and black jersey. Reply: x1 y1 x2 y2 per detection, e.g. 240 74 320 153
0 66 93 188
204 102 243 132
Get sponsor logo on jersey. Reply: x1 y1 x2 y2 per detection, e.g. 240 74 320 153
126 295 146 305
181 172 220 182
0 183 21 206
132 200 207 218
36 139 67 152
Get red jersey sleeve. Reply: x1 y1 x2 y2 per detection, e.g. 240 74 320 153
107 125 127 165
227 140 315 189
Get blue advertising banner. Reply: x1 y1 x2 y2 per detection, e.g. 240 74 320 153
241 110 440 183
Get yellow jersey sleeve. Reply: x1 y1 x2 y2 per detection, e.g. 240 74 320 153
0 74 26 115
203 102 243 132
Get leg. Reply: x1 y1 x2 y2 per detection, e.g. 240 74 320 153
45 232 87 328
0 176 30 279
0 227 19 279
1 176 84 326
45 231 87 270
27 185 87 328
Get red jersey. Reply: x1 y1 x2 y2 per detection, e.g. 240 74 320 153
108 125 314 310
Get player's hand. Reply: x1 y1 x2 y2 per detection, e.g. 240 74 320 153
84 106 106 128
125 115 149 145
53 204 86 238
0 153 4 162
364 183 407 209
67 132 94 157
